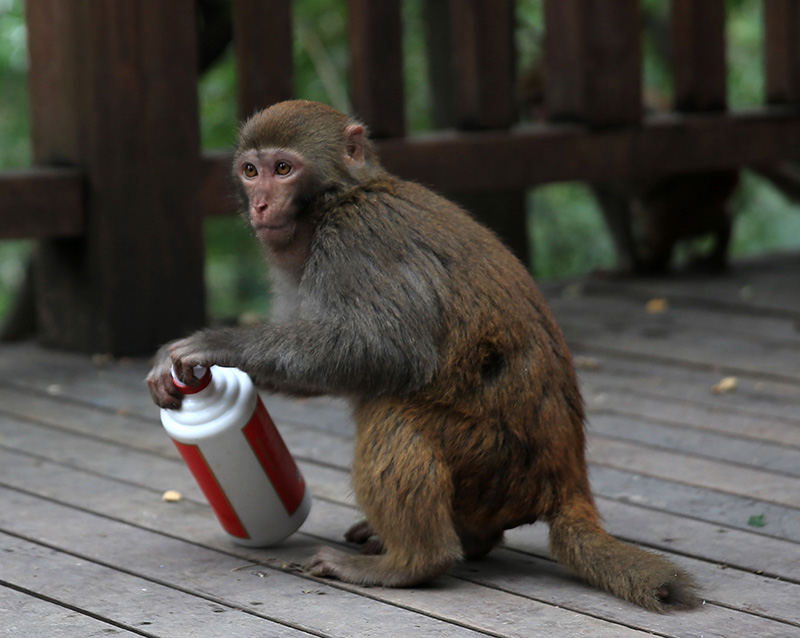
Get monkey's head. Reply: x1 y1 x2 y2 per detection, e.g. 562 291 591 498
234 100 380 250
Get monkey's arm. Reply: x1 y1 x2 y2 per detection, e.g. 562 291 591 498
149 235 446 407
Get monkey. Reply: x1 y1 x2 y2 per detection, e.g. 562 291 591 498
518 59 739 276
591 170 739 275
147 100 698 611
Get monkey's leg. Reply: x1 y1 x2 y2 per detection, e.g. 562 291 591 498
305 407 463 586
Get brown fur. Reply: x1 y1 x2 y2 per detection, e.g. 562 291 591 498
148 100 698 611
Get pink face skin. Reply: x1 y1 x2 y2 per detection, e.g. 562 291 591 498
236 148 308 250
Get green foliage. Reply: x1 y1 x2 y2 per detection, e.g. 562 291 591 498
529 185 616 277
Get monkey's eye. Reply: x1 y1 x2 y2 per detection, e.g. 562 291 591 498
243 163 258 178
275 161 292 176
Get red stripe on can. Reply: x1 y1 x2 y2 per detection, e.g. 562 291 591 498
243 398 306 515
171 440 249 539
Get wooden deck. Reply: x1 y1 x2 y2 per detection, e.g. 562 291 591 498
1 253 799 637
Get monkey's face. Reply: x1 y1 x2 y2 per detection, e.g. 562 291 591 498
236 148 310 249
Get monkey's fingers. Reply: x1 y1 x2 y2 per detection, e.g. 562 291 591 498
147 371 184 410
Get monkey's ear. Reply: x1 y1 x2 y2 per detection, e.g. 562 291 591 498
344 124 366 167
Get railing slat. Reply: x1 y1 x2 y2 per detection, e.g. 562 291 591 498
449 0 516 130
671 0 728 111
764 0 800 104
347 0 405 138
232 0 294 119
544 0 642 126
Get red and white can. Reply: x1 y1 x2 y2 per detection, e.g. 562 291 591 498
161 365 311 546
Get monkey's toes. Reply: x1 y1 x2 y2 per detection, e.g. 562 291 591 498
304 547 349 579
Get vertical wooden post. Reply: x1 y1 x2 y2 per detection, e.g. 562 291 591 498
27 0 206 356
233 0 294 120
441 0 528 264
544 0 642 126
764 0 800 105
671 0 727 111
449 0 516 130
347 0 406 138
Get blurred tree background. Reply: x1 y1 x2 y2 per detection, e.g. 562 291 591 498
1 0 799 323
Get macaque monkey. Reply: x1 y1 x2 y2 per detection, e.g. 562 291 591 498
592 170 739 275
519 61 739 276
147 100 697 611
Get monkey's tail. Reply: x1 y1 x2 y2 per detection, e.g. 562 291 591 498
548 496 699 612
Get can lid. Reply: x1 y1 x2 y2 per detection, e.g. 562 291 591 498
171 365 212 394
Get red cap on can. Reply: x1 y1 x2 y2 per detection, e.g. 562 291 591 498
171 366 213 394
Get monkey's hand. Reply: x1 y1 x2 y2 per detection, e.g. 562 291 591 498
146 342 184 410
168 328 239 384
146 329 240 410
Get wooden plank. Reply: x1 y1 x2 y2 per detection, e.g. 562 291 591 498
3 391 800 631
26 0 206 356
0 585 144 637
0 534 316 638
347 0 405 138
4 402 798 576
3 341 799 545
198 109 800 203
592 466 800 547
590 412 800 477
5 381 800 559
671 0 727 111
449 0 516 130
502 505 800 624
575 357 800 442
0 488 662 638
572 253 800 317
232 0 293 120
544 0 642 126
0 168 84 239
4 451 798 636
764 0 800 104
549 299 800 383
588 437 800 508
0 483 531 638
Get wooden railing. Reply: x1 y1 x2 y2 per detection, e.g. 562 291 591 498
1 0 799 355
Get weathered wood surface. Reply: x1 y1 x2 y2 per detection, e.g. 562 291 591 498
0 254 799 637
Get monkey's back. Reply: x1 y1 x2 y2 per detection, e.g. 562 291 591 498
353 178 590 529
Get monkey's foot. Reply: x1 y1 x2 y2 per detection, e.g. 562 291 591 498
304 547 351 580
344 520 385 554
304 546 445 587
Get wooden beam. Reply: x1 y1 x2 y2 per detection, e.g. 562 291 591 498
199 108 800 214
671 0 727 111
379 111 800 190
764 0 800 105
232 0 294 119
0 169 85 239
544 0 642 126
26 0 206 356
347 0 405 138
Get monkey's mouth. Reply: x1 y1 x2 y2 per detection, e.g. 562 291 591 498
254 222 295 244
